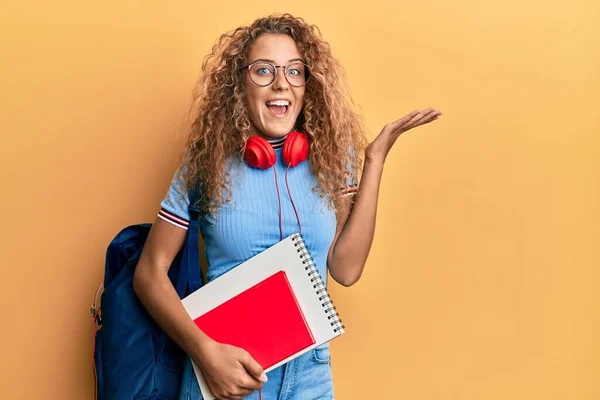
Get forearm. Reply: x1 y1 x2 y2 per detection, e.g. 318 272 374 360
133 263 213 359
328 157 384 286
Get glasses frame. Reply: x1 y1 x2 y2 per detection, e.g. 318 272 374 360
241 60 310 88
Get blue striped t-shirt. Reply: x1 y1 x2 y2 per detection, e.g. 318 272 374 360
159 136 357 284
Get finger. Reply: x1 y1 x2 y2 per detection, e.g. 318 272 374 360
404 109 440 130
410 112 437 127
239 352 267 382
422 108 441 121
397 108 436 130
388 108 441 136
220 391 249 400
412 108 439 120
233 387 254 397
224 396 245 400
215 395 238 400
385 110 421 133
241 376 264 391
401 111 427 131
410 111 440 128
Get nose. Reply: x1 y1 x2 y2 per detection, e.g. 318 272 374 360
272 67 289 90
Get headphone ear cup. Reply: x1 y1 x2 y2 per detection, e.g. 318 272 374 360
244 136 276 169
282 131 309 167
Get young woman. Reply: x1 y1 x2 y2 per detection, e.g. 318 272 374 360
133 13 441 400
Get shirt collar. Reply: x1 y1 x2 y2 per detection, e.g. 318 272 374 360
266 134 287 149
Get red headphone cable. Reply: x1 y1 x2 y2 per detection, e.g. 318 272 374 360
285 165 302 235
272 168 284 241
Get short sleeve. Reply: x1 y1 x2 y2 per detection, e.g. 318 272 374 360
158 167 190 230
340 145 359 197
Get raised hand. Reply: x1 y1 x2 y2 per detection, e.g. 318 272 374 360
366 107 442 164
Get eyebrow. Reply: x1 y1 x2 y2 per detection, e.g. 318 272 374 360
250 58 306 64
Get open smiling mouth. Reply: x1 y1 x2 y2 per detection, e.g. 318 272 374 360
266 100 290 117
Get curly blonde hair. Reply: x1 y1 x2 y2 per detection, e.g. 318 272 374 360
179 13 368 217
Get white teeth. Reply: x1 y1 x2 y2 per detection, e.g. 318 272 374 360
266 100 290 106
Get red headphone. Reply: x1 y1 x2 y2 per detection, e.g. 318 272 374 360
243 131 308 239
244 131 309 169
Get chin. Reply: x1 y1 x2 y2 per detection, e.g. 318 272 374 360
252 109 302 139
259 121 298 138
265 127 294 137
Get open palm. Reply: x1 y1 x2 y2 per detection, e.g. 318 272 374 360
366 107 442 163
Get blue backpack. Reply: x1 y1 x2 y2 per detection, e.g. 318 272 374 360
93 191 203 400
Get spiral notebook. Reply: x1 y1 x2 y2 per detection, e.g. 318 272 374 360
181 233 345 400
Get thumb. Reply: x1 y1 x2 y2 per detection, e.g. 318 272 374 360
239 351 267 382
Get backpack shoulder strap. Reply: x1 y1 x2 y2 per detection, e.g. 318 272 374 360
188 185 201 222
185 184 203 293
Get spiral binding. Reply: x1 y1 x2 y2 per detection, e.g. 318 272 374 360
291 233 345 334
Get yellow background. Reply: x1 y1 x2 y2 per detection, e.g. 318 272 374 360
1 1 598 399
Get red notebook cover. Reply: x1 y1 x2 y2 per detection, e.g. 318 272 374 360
193 270 316 369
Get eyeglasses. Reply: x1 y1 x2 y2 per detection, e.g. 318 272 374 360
242 61 310 87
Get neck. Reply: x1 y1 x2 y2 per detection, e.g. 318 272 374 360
266 134 287 149
251 131 290 148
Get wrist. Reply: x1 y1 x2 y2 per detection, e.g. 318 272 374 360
364 146 386 165
187 329 215 362
364 154 385 170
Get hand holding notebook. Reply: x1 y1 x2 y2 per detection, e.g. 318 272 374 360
182 233 345 400
191 339 267 398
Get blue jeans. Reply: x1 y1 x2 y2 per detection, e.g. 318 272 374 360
178 344 335 400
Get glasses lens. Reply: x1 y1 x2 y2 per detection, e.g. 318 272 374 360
285 63 308 86
249 63 276 86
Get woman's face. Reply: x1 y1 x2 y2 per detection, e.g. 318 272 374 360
244 33 306 140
